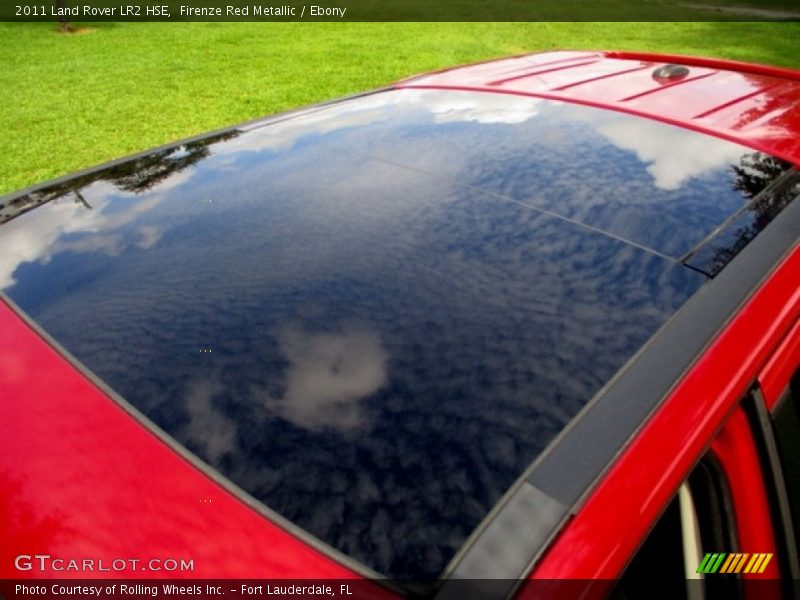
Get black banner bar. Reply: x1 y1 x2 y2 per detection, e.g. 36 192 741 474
3 0 800 22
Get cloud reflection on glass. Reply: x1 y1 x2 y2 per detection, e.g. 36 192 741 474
256 324 389 432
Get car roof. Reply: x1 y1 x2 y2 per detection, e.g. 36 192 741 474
399 50 800 169
1 52 799 589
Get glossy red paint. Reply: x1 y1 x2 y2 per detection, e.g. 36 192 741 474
525 241 800 582
710 407 778 578
397 50 800 168
604 51 800 82
760 318 800 410
0 298 389 588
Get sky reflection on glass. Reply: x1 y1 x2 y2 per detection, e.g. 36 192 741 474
4 89 780 581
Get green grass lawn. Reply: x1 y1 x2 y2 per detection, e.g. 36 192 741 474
2 21 799 195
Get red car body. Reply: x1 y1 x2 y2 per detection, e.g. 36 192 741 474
2 51 799 597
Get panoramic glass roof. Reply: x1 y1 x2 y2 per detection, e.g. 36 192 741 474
1 89 791 581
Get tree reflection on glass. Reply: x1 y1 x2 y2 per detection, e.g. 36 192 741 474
1 130 239 225
687 152 799 277
732 152 792 200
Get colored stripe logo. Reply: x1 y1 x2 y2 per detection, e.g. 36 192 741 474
696 553 772 574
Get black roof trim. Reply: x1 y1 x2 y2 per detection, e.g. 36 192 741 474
436 188 800 597
437 482 567 595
